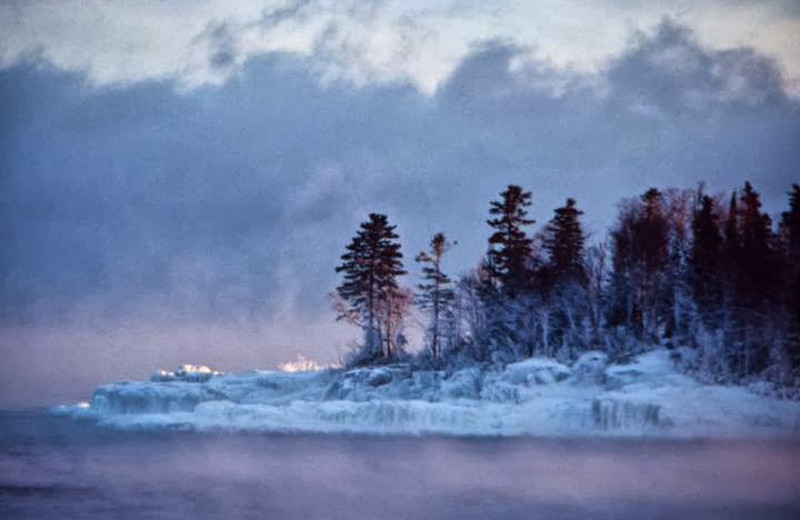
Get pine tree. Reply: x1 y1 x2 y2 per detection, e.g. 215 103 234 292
487 185 535 295
415 233 456 364
541 198 590 358
780 184 800 317
721 190 740 332
637 188 670 341
724 191 740 258
544 198 586 283
722 182 777 377
738 181 774 303
691 194 723 325
780 184 800 261
779 184 800 370
637 188 669 281
335 213 407 362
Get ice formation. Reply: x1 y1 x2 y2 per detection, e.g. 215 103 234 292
55 350 800 438
150 364 221 383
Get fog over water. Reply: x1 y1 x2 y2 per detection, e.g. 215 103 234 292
1 412 799 519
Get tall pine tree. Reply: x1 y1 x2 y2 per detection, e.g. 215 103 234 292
335 213 407 362
543 198 589 358
487 185 535 295
779 184 800 370
544 198 586 284
738 181 774 304
691 194 723 325
780 184 800 262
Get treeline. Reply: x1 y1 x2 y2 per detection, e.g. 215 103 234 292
333 182 800 389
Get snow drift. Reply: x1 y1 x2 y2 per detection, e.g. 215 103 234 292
55 350 800 438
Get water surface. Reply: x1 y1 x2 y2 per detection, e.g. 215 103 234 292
1 410 798 519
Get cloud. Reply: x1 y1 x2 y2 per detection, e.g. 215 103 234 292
0 19 798 404
1 1 799 94
607 20 788 114
260 0 317 28
2 18 796 318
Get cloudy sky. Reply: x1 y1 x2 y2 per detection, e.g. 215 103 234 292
1 0 798 406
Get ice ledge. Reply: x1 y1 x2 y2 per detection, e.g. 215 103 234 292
53 349 800 438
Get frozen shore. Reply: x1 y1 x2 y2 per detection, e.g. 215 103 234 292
54 350 800 438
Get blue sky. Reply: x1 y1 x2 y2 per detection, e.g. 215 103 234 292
1 1 798 405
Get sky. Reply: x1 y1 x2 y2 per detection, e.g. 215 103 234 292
1 0 799 406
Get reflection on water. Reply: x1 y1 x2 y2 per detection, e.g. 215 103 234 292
1 410 799 519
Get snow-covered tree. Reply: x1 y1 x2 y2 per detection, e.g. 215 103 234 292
415 232 456 365
327 180 800 389
584 241 609 342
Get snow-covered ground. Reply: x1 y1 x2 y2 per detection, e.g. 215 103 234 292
54 350 800 438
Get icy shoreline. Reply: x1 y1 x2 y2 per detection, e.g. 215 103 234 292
54 350 800 438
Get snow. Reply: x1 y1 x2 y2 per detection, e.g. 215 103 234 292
54 349 800 438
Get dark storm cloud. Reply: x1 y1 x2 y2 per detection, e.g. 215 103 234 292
607 22 787 111
0 56 429 323
204 22 239 70
0 20 797 328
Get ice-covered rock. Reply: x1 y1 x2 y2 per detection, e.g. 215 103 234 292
324 365 412 401
572 351 609 385
503 358 571 386
368 367 394 387
91 381 222 414
440 368 481 400
411 370 438 388
480 372 521 404
246 369 335 404
59 348 800 439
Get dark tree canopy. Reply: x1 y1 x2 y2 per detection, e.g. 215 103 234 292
780 184 800 259
691 194 723 322
544 197 586 284
780 184 800 365
737 181 774 303
636 188 669 279
487 185 535 295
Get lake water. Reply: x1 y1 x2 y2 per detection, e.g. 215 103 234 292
1 410 799 519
